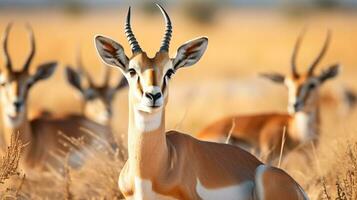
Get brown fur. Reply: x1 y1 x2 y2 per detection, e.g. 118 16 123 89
94 11 307 198
197 31 338 164
196 74 324 163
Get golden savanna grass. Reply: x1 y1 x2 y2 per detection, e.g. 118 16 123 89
1 6 357 199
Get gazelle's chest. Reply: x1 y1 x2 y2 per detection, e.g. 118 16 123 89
119 165 178 200
131 177 178 200
291 112 316 143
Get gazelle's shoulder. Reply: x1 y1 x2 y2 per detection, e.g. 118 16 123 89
166 130 260 160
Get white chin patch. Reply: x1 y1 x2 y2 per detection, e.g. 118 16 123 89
4 113 25 127
134 109 162 132
93 113 109 125
141 98 163 109
288 106 296 114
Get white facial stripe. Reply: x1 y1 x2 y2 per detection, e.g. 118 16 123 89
163 60 174 73
134 177 177 200
128 59 139 70
134 109 162 132
285 79 298 113
196 178 254 200
0 75 5 83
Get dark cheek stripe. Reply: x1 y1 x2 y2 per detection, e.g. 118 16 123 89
162 78 167 92
298 85 311 103
303 89 312 103
296 86 303 101
137 77 143 94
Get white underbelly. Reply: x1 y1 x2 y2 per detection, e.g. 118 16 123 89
196 179 254 200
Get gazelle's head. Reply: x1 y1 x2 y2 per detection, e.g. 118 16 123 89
0 23 57 126
95 5 208 115
261 30 339 114
65 59 127 125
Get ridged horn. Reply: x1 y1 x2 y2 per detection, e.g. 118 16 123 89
2 23 13 71
76 48 95 87
307 30 331 76
23 23 35 72
157 4 172 52
125 7 142 53
291 28 307 78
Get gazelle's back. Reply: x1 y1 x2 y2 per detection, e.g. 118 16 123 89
29 114 113 168
198 113 291 144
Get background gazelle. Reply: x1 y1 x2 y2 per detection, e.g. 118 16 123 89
197 29 339 163
65 51 127 126
95 4 308 199
0 24 116 172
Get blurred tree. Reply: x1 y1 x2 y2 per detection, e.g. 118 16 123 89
61 0 85 16
180 0 221 25
313 0 340 9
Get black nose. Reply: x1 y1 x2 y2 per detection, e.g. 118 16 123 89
13 101 23 111
107 109 112 116
145 92 162 102
293 102 301 110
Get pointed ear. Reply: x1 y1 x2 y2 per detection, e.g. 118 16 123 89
95 35 129 71
260 72 285 84
114 75 128 91
172 37 208 70
65 66 82 92
32 62 57 82
318 64 340 83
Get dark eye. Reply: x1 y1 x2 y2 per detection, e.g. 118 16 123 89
0 82 6 87
27 80 34 88
165 69 175 79
85 89 96 100
308 83 316 89
128 68 137 77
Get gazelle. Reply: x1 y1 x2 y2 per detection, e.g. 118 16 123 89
197 29 339 163
65 53 127 126
95 4 308 199
0 24 115 171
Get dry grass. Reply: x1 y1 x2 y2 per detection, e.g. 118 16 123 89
0 133 24 184
305 140 357 200
0 7 357 199
0 129 126 199
0 133 26 199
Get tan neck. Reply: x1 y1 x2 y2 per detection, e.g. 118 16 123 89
127 96 169 179
1 107 33 168
1 109 32 148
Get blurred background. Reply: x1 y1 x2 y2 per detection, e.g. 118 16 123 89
1 0 357 133
1 1 357 198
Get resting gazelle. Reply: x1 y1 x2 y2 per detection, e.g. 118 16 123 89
65 53 127 126
197 29 339 163
0 24 117 171
94 4 308 199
